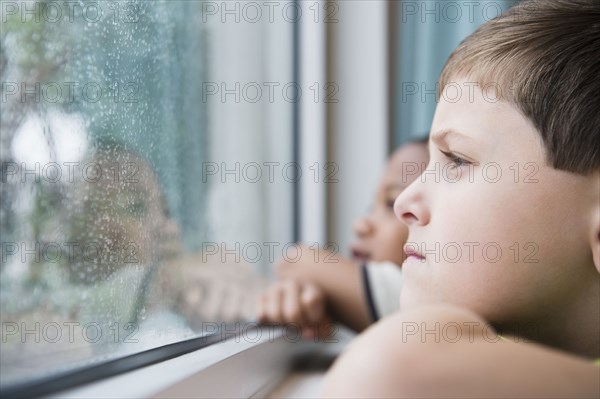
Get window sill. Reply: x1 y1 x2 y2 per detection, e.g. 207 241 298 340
51 327 294 399
48 325 353 399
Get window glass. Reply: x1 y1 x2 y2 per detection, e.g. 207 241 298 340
1 0 293 388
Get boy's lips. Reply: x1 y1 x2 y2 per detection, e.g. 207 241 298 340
403 245 425 260
351 246 371 263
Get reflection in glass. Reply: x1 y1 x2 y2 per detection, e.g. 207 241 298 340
0 0 282 388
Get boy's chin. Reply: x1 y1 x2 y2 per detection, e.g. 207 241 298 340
400 289 465 314
399 289 433 312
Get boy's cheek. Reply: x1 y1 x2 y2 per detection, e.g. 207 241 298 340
407 224 583 318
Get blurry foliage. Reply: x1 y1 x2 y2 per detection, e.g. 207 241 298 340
1 0 72 83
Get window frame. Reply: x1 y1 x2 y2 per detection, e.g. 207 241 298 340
3 325 247 398
49 326 298 399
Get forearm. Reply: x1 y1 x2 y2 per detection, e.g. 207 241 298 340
322 304 600 398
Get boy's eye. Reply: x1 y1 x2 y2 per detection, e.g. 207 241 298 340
440 150 471 169
384 191 401 211
385 199 395 210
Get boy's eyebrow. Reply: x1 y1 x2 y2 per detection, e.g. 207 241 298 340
430 129 475 147
384 184 403 192
383 183 408 195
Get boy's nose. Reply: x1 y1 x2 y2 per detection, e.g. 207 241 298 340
394 180 429 226
353 217 374 237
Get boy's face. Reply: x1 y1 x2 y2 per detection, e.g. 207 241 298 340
394 78 599 325
67 150 181 283
352 143 428 267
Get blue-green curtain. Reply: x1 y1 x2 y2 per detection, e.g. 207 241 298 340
394 0 517 145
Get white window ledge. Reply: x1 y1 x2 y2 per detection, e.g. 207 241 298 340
49 325 353 399
51 327 295 399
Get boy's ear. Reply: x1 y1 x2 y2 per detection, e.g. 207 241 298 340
592 224 600 275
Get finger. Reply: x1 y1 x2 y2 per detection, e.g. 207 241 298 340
263 284 284 322
301 326 316 341
255 293 266 322
275 258 293 279
300 283 325 324
301 317 334 342
255 285 275 322
281 280 304 326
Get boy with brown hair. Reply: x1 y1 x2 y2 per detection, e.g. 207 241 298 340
322 0 600 397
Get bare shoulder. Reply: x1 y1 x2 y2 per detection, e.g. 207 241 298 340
321 305 599 398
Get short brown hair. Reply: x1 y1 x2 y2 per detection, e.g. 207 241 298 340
439 0 600 175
